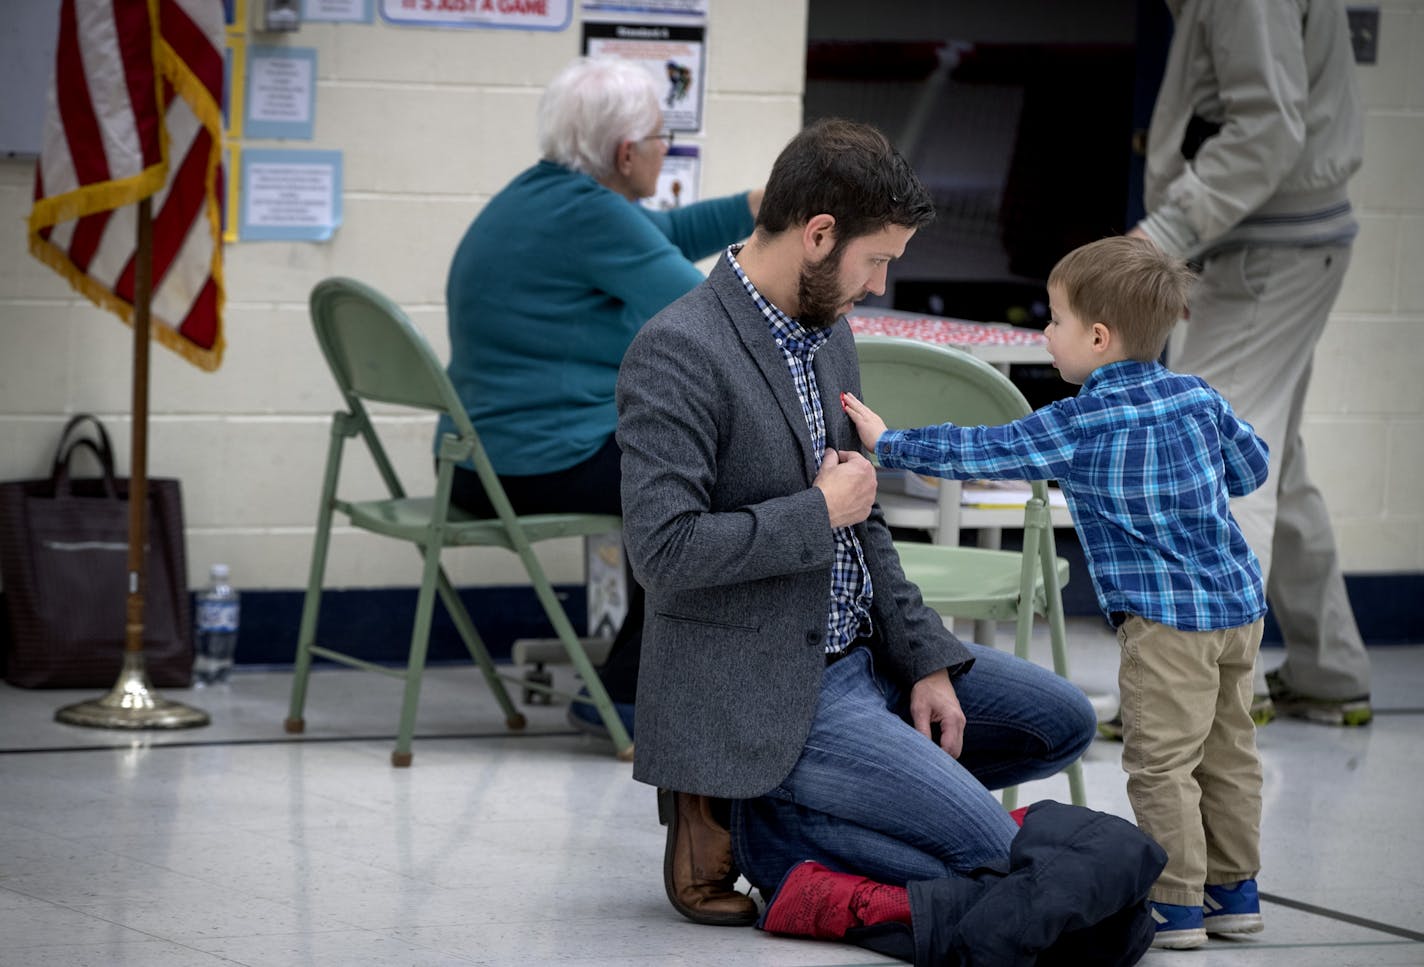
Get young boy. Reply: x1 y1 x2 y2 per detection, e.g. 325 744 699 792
843 235 1270 950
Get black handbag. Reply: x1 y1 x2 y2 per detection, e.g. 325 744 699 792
0 415 193 688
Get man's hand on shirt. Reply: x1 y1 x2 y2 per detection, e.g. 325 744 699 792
813 448 877 528
910 668 967 759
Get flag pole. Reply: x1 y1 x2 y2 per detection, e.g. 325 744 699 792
56 198 209 730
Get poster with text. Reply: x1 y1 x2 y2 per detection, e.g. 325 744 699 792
240 149 343 241
641 144 699 212
304 0 373 22
582 21 705 132
581 0 705 20
244 46 317 140
380 0 571 30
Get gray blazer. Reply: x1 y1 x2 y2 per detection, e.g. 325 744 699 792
616 256 972 799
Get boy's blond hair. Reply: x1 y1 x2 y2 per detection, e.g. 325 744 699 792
1047 236 1195 360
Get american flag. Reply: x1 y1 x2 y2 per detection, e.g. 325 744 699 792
28 0 226 372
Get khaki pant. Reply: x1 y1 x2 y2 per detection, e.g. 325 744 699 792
1117 615 1264 906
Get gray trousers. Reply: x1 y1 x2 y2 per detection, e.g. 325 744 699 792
1170 243 1371 700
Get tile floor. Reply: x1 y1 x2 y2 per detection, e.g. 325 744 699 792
1 618 1421 966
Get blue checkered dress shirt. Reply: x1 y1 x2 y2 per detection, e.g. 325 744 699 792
876 360 1269 632
726 247 873 653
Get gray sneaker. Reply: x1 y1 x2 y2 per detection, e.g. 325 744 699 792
1266 668 1372 726
1250 692 1276 726
1097 713 1123 742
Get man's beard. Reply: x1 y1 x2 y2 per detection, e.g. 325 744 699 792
796 248 853 329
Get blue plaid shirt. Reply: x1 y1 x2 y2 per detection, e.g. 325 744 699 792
876 360 1269 632
726 247 873 653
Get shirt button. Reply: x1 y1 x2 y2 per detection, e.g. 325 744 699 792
806 630 821 646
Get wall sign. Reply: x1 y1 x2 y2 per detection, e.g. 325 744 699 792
642 143 699 211
303 0 374 22
239 148 343 241
380 0 571 30
244 46 317 140
582 21 705 132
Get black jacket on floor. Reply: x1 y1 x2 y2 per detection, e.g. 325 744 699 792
849 801 1167 966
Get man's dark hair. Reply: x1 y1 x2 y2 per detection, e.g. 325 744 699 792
756 118 935 243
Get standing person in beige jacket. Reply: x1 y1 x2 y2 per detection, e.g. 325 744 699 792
1119 0 1372 730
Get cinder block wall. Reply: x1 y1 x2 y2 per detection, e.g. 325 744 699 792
0 2 807 593
1315 0 1424 572
1 0 1420 602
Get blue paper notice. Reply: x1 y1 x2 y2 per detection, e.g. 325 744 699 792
239 148 343 241
244 46 317 141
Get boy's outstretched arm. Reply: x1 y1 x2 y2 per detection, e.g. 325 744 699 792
841 392 887 453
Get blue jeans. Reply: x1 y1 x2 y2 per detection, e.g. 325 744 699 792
730 643 1096 891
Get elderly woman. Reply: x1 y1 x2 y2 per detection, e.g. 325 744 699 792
439 57 761 740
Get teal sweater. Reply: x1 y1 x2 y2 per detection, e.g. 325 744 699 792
438 160 754 475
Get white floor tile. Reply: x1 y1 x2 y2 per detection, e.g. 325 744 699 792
2 618 1421 966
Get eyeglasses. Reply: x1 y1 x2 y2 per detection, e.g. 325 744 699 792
638 131 675 148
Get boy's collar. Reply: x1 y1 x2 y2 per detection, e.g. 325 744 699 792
1082 358 1160 390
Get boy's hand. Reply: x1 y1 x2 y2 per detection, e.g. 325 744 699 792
841 392 887 454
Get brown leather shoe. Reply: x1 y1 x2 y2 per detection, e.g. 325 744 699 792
658 788 759 926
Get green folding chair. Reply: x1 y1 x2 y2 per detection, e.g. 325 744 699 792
855 335 1085 807
284 277 633 766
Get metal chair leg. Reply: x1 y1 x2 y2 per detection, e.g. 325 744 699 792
435 568 526 730
391 539 444 767
286 424 345 735
518 545 632 760
1040 527 1085 807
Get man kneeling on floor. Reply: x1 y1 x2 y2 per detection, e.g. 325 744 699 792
616 117 1158 957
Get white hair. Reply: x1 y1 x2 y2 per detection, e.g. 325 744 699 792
537 57 661 181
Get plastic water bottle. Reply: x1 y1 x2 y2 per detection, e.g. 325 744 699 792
194 563 240 686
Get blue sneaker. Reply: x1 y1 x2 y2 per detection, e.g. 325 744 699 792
566 686 635 742
1204 879 1264 935
1150 901 1206 949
